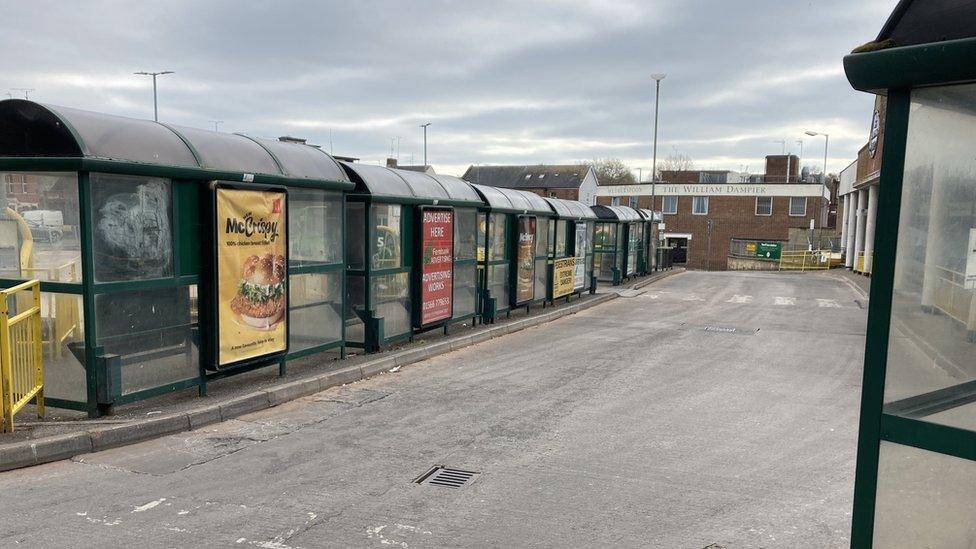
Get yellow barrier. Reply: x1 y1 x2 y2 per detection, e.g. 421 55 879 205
21 261 80 359
0 280 43 432
778 250 831 272
932 266 976 332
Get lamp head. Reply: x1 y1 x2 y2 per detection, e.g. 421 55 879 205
651 73 666 82
804 131 819 137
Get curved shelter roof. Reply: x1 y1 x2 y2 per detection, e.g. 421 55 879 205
0 100 351 187
470 184 552 215
339 162 482 206
591 204 642 221
542 197 597 220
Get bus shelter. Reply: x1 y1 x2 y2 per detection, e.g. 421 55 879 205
0 100 352 416
637 209 659 275
591 205 642 285
470 184 553 322
844 3 976 546
340 163 482 351
542 197 597 299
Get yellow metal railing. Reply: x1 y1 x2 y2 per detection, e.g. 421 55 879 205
20 261 80 359
778 250 831 272
0 280 43 432
932 266 976 332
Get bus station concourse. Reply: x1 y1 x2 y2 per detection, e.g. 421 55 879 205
0 99 664 419
845 1 976 546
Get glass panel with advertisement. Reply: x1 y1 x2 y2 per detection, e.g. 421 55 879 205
213 185 287 368
574 221 588 291
514 216 536 304
418 207 454 326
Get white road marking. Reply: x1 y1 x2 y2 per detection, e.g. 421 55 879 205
817 299 841 308
774 297 796 306
132 498 166 513
682 294 705 302
726 295 752 303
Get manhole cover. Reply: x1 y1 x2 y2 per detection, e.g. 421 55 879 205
415 466 480 489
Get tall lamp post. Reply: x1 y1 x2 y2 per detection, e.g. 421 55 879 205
420 122 431 167
805 130 830 229
134 70 174 122
650 74 666 214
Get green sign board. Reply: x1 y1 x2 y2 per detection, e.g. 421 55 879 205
755 241 781 260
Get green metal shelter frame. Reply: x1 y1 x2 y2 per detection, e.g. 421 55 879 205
470 184 554 322
542 197 598 299
845 2 976 546
339 162 482 351
591 205 642 285
0 100 353 417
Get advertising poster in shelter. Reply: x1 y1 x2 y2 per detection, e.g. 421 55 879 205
420 207 454 325
574 222 587 290
553 257 575 298
215 186 288 367
515 216 536 303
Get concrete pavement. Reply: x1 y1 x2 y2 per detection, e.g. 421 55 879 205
0 270 866 548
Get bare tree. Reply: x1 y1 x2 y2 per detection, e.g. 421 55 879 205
656 152 695 179
585 158 636 186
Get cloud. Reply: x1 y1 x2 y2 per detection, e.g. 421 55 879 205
0 0 899 175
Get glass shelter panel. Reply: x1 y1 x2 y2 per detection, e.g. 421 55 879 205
346 202 365 270
288 188 342 267
95 285 197 395
0 172 81 283
883 84 976 431
289 271 342 352
90 174 173 282
372 204 402 270
489 213 506 261
372 272 410 338
452 263 477 319
37 292 85 402
873 441 976 548
454 208 477 261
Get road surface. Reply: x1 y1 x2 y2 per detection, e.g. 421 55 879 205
0 271 867 548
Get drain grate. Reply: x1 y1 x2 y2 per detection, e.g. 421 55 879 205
702 325 758 335
415 466 480 489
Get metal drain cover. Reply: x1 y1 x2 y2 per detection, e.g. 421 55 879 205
415 466 480 489
702 325 758 335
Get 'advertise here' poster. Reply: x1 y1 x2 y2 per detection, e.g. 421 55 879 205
420 207 454 325
215 187 287 367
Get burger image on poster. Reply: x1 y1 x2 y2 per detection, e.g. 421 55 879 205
231 252 286 330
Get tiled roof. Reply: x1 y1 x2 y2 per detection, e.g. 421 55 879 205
462 164 590 189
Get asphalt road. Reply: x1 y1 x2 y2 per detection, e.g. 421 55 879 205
0 271 867 548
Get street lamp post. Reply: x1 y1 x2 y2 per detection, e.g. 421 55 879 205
805 130 830 229
420 122 431 167
134 71 174 122
650 74 665 213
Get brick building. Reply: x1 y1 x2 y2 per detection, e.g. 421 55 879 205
596 182 829 270
461 164 598 205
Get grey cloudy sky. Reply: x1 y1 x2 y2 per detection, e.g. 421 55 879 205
2 0 896 177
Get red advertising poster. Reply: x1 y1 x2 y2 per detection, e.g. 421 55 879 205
420 207 454 325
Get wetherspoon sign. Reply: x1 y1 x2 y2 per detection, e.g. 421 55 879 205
419 207 454 325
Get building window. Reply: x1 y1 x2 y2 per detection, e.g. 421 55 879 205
662 195 678 214
611 197 621 206
628 196 638 209
755 196 772 216
692 196 708 215
789 197 806 216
